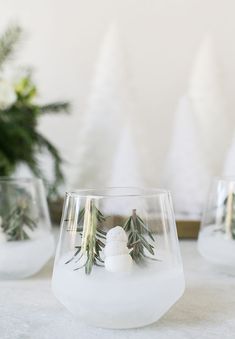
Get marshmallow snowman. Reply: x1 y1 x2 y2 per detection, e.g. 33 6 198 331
104 226 132 273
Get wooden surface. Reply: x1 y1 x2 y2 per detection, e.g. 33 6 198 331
176 221 200 239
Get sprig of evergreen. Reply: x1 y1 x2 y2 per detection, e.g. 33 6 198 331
40 102 70 114
0 25 22 68
65 202 106 274
1 193 37 241
123 209 156 265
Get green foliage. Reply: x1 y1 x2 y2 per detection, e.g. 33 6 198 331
0 25 22 68
222 193 235 239
0 25 70 198
1 203 37 241
123 209 156 265
0 188 37 241
65 203 106 275
66 207 157 274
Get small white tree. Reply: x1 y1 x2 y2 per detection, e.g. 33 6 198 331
108 126 143 187
163 96 211 219
102 125 144 216
71 23 134 188
188 34 229 172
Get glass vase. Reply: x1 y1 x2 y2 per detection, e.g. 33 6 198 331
198 177 235 273
52 187 185 329
0 178 54 279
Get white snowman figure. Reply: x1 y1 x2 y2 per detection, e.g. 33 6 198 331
104 226 133 273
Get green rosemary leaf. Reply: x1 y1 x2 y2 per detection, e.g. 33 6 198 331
147 231 155 242
94 260 104 267
136 216 155 241
23 217 37 229
97 228 106 235
138 235 155 255
129 239 140 247
74 260 87 271
77 208 85 225
130 218 136 233
143 254 160 261
94 255 104 263
97 238 105 248
97 235 106 240
65 247 81 264
74 253 84 263
96 230 106 239
128 233 134 245
123 217 131 231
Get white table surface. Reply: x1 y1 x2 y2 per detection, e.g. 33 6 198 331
1 240 235 339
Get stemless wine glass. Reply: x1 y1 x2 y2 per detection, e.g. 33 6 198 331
0 177 54 279
52 187 185 329
198 177 235 273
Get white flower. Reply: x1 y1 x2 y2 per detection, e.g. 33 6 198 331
0 78 17 110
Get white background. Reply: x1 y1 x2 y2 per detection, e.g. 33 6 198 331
0 0 234 187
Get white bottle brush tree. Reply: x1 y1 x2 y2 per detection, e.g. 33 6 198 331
163 96 211 219
188 34 230 173
71 23 135 188
108 126 143 187
103 125 145 216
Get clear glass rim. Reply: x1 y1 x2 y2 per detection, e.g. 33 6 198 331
65 187 170 199
213 176 235 183
0 177 42 184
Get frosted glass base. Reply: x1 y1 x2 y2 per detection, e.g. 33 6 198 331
0 231 54 279
52 257 185 329
198 225 235 274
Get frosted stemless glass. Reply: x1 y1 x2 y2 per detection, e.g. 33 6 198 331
198 177 235 273
0 178 54 279
52 187 185 329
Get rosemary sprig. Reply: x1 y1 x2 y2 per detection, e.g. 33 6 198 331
0 25 22 68
65 200 106 274
221 193 235 239
1 198 37 241
123 209 156 265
